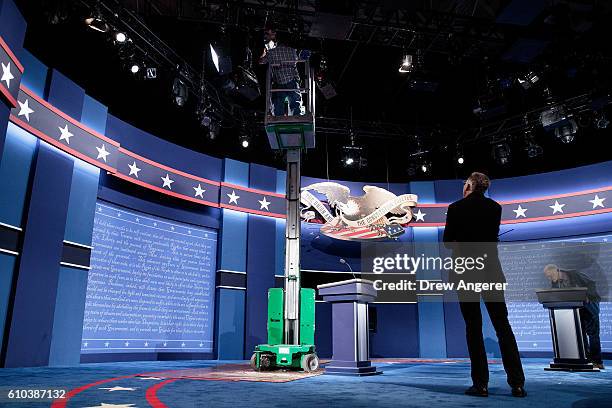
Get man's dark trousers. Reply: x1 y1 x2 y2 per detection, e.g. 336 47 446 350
458 290 525 388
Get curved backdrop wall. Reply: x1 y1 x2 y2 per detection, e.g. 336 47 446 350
0 0 610 367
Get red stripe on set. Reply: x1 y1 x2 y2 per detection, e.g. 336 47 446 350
20 85 120 146
10 115 117 173
0 84 17 107
113 172 220 208
120 147 221 186
0 35 24 72
222 181 285 198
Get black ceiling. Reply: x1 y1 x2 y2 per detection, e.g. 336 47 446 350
14 0 612 183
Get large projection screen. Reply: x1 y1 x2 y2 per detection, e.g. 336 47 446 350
81 201 217 354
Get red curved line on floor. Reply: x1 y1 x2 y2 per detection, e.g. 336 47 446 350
145 378 179 408
51 374 140 408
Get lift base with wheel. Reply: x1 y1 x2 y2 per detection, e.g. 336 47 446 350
251 287 319 372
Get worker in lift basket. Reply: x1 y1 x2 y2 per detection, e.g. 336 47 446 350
259 28 307 116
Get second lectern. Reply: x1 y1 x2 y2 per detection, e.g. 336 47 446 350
317 279 381 376
536 287 598 372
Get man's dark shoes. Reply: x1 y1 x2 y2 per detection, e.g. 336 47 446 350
594 362 605 370
465 385 488 397
511 386 527 397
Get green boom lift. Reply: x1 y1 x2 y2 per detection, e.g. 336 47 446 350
250 58 319 372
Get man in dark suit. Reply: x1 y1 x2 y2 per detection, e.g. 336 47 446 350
443 172 526 398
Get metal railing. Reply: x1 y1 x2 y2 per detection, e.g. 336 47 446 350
264 59 315 125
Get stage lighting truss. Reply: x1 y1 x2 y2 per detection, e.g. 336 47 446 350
80 0 239 129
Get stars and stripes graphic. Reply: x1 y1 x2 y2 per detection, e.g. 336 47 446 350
9 86 120 172
6 83 612 225
220 182 286 218
115 148 220 207
300 188 612 228
406 188 612 226
501 189 612 224
0 36 24 108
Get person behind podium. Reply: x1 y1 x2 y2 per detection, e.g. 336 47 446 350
443 172 526 398
544 264 604 369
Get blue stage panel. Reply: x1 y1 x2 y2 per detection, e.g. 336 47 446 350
81 201 217 354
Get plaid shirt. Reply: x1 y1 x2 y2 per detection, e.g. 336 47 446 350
261 45 300 85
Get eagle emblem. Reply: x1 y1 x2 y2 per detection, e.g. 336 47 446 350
300 182 418 241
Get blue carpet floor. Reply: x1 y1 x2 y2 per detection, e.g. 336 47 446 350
0 359 610 407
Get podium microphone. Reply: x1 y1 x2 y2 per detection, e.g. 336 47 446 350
339 258 357 280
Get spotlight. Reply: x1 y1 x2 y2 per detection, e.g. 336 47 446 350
240 134 250 148
517 70 540 90
172 77 188 107
210 44 220 72
554 118 578 143
540 104 568 130
399 54 413 73
200 114 212 127
208 123 219 140
457 156 464 165
420 162 430 173
341 146 365 168
84 15 109 33
130 63 140 74
594 112 610 129
524 136 543 158
209 43 232 75
115 32 127 43
493 142 511 166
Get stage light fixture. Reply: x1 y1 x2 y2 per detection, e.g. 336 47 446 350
172 77 188 107
554 118 578 143
524 136 543 159
540 104 568 130
457 156 464 165
399 54 413 73
145 67 157 80
595 112 610 129
493 142 511 166
210 44 220 73
130 63 140 74
84 16 109 33
200 114 212 128
241 138 250 148
517 71 540 90
115 32 127 43
341 145 365 168
208 123 219 140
